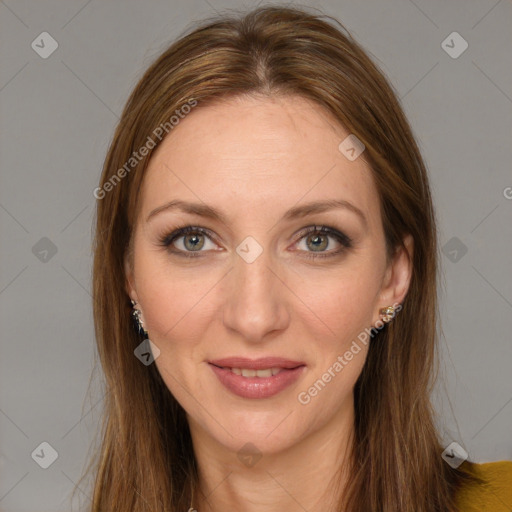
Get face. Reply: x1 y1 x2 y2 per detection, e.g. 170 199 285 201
125 94 412 457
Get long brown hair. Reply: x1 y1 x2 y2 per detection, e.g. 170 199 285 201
79 5 479 511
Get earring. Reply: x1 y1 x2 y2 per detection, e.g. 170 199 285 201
379 305 397 323
131 299 148 336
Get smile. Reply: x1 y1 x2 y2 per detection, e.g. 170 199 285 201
223 367 284 377
208 361 306 399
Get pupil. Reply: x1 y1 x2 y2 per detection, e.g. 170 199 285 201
309 234 326 251
185 234 204 251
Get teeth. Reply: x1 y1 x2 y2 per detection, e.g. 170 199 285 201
228 367 283 377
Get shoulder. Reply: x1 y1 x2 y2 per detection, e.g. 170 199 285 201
456 460 512 511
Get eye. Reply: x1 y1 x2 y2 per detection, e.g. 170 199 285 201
159 226 218 258
158 224 353 259
292 225 352 260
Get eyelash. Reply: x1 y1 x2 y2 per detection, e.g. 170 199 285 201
158 224 353 260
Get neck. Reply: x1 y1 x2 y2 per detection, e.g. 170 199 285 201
188 397 355 512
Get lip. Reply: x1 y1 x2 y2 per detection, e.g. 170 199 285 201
208 357 306 399
208 357 305 370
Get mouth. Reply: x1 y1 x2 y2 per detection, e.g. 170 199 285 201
208 356 305 370
214 366 284 379
210 365 300 377
208 357 306 399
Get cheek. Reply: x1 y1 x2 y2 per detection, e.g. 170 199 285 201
133 251 225 349
136 247 384 341
294 267 376 412
298 258 383 341
134 221 385 339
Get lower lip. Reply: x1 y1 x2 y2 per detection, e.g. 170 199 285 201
209 364 306 399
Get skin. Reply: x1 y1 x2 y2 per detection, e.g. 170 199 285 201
125 94 413 512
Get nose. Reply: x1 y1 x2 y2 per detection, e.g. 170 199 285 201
222 247 290 344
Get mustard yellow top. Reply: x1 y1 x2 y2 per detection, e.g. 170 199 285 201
456 460 512 511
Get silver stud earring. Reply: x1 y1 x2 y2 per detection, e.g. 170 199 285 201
131 299 148 336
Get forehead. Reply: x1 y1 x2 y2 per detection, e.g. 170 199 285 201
139 95 380 228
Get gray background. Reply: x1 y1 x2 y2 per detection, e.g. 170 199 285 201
1 0 511 510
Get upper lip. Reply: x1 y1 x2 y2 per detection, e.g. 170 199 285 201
208 357 305 370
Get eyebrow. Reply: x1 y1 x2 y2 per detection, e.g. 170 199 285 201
146 198 367 229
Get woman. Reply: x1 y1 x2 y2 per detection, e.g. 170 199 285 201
82 5 511 511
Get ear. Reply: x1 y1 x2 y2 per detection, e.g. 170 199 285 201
374 234 414 323
124 251 138 303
